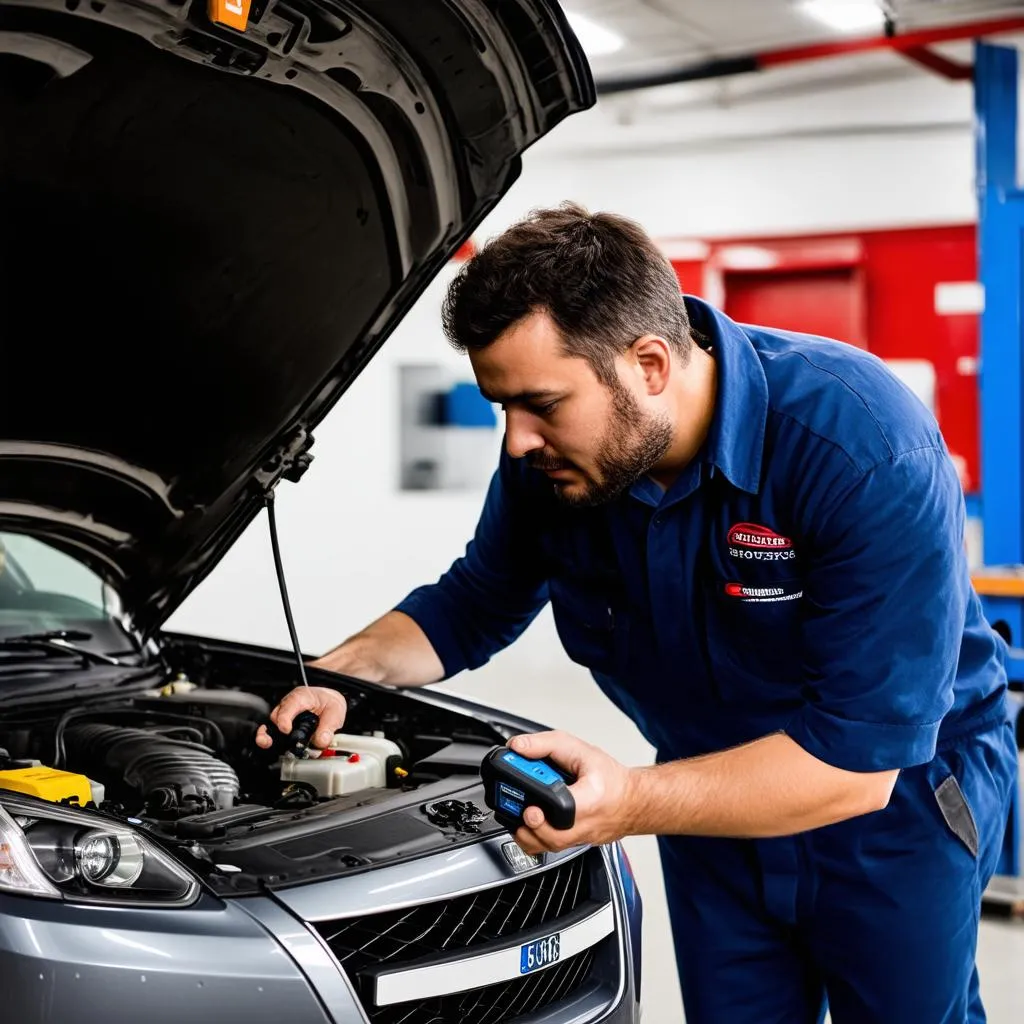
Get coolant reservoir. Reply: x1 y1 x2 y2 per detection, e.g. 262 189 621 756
280 733 403 797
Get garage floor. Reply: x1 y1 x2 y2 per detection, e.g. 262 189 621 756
441 618 1024 1022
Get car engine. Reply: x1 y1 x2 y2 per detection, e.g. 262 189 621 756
0 666 497 835
62 720 242 814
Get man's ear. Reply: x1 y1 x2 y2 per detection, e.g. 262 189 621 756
629 335 672 396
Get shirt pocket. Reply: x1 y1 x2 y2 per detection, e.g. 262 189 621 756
704 576 803 700
549 578 630 677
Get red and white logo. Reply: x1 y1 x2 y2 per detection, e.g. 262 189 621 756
724 582 802 603
727 522 792 550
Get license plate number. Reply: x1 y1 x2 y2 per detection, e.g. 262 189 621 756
520 933 561 974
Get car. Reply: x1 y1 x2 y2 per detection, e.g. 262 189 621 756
0 1 642 1022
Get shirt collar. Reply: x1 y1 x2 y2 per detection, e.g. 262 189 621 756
685 296 769 495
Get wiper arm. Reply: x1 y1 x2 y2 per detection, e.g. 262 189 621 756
0 630 123 667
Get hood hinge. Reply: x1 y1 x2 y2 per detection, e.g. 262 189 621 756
254 427 315 494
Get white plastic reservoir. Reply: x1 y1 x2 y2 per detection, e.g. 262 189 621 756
280 732 403 797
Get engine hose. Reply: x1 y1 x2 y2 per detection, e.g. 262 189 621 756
54 707 226 767
64 723 239 811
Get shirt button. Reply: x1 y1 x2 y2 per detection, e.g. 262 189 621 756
653 515 665 527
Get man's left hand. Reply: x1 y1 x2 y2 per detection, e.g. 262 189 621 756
507 730 637 854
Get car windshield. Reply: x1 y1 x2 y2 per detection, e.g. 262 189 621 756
0 532 139 658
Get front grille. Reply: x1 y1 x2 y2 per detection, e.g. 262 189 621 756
314 853 596 1023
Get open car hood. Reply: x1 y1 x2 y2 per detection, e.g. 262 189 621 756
0 0 593 635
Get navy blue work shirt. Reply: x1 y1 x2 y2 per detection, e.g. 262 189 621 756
395 297 1008 772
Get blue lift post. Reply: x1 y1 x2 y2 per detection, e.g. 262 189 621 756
977 40 1024 650
975 40 1023 880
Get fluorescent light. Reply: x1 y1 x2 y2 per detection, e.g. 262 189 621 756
566 10 625 57
798 0 886 33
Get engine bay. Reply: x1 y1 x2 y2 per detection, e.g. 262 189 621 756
0 636 514 891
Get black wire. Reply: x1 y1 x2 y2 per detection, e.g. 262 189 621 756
265 493 310 690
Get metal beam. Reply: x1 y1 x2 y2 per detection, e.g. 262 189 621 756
899 45 973 81
759 17 1024 69
596 16 1024 95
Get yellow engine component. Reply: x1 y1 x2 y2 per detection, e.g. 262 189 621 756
0 766 92 806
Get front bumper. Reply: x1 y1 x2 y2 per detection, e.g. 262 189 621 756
0 836 641 1023
0 890 331 1024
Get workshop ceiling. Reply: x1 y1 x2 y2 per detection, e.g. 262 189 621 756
570 0 1024 79
537 0 1024 155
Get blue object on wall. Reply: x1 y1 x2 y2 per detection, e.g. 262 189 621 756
443 382 498 428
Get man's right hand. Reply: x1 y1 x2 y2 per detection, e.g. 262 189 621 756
255 685 347 751
254 612 445 751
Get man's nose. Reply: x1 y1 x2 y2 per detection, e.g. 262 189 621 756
504 411 545 460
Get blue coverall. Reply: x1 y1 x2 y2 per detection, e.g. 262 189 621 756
396 297 1020 1023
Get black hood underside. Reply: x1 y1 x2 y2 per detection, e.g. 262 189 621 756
0 0 593 634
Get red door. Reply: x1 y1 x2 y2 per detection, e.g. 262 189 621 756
673 226 978 490
723 267 868 349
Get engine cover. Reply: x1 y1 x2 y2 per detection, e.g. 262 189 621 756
63 723 239 814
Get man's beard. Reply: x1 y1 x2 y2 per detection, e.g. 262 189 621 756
531 380 674 508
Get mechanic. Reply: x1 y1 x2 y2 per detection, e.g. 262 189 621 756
259 203 1019 1024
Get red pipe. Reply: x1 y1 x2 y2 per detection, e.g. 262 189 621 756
759 16 1024 68
595 15 1024 95
899 46 974 82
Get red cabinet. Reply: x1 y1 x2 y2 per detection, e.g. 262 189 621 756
668 225 980 492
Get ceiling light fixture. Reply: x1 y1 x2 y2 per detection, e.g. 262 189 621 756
565 10 625 57
797 0 887 34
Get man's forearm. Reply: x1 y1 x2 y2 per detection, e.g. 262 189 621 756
626 732 899 839
314 610 445 686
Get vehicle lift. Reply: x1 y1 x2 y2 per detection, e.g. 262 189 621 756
971 40 1024 908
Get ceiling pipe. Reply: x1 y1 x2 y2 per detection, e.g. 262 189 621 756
594 15 1024 95
899 46 974 81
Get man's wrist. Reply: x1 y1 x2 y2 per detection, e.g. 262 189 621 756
622 760 698 837
622 765 658 836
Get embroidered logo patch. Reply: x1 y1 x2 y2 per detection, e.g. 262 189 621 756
728 522 795 562
724 582 803 603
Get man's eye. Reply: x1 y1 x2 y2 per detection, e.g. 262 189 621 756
531 401 559 416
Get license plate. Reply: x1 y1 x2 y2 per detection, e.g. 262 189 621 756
520 933 561 974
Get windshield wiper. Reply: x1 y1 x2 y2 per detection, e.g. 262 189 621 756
0 630 123 667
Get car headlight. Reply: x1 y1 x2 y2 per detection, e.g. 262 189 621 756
0 796 198 906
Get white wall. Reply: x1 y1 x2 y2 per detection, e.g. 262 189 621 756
479 118 976 243
500 127 975 237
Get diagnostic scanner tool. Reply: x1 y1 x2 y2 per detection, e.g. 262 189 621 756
481 746 576 832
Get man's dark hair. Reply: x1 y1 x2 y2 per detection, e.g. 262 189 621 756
441 202 692 387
